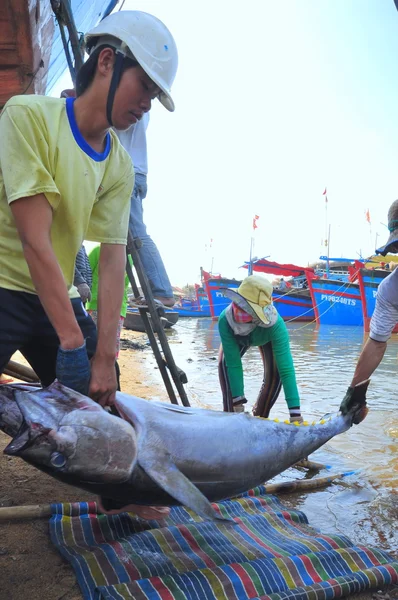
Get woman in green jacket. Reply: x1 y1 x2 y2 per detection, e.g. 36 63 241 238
218 275 303 422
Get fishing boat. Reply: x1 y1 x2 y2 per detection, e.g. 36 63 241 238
1 0 117 108
244 258 315 323
173 284 211 318
305 270 363 327
352 260 398 333
203 276 241 320
124 309 179 333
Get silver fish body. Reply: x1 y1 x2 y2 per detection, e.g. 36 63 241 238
0 381 369 521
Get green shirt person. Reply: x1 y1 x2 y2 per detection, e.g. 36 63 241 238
87 244 132 357
218 275 303 422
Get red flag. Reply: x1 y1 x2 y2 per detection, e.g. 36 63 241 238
365 209 371 224
322 187 327 195
252 214 260 230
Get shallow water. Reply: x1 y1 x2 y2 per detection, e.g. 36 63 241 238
132 318 398 556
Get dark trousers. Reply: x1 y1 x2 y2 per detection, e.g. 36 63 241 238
0 288 97 386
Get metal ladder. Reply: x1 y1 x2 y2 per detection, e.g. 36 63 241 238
126 236 190 406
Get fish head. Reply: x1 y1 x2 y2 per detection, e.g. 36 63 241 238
3 382 137 483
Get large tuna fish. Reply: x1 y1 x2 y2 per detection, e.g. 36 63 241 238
0 380 369 521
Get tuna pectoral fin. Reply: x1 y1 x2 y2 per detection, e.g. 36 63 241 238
138 451 233 524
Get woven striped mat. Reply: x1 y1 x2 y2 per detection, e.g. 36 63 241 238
49 486 398 600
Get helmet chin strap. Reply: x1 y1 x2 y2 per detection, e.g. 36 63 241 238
106 50 125 127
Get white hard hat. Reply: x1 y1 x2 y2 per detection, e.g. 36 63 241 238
85 10 178 111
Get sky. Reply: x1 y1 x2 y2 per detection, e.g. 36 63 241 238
52 0 398 286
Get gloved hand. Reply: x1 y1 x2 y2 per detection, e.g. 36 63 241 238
77 283 91 303
56 341 91 396
290 415 304 424
340 386 354 416
339 379 370 422
232 396 247 413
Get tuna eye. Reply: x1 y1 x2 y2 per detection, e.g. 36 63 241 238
50 452 66 468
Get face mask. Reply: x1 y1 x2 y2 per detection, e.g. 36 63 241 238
232 302 253 323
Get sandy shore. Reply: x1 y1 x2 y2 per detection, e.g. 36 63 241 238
0 333 397 600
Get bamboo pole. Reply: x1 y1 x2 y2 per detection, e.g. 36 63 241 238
0 472 356 522
262 471 356 495
0 504 52 522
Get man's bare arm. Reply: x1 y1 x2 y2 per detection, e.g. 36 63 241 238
10 194 83 349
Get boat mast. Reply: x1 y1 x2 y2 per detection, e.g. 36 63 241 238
323 188 329 277
249 237 253 276
327 224 331 277
250 215 259 276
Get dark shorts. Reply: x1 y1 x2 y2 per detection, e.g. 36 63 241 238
0 288 97 386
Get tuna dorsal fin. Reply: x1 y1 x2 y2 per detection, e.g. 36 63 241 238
138 444 233 524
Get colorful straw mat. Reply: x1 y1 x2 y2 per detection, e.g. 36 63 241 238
50 486 398 600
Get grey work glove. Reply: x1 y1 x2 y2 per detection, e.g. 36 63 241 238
77 283 91 303
340 387 354 416
339 379 370 424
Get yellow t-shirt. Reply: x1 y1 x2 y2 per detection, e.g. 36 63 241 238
0 95 134 296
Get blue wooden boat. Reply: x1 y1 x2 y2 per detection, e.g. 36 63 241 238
173 286 211 318
172 306 210 318
272 288 314 322
203 262 315 323
203 277 241 320
354 262 398 333
245 258 315 322
306 273 363 326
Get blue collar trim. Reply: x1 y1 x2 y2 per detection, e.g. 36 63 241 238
66 98 111 162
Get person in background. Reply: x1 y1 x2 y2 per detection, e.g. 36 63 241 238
74 245 92 304
278 277 288 291
340 199 398 415
218 275 303 422
116 114 175 308
87 244 131 358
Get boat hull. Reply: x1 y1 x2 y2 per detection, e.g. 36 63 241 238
124 310 179 333
204 278 241 320
173 307 211 318
357 268 398 333
306 275 363 326
273 290 314 322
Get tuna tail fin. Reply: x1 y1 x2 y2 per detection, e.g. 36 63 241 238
347 379 370 425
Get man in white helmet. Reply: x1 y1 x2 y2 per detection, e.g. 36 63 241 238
0 11 178 409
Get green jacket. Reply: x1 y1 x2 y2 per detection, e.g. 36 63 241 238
86 245 132 318
218 310 300 408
